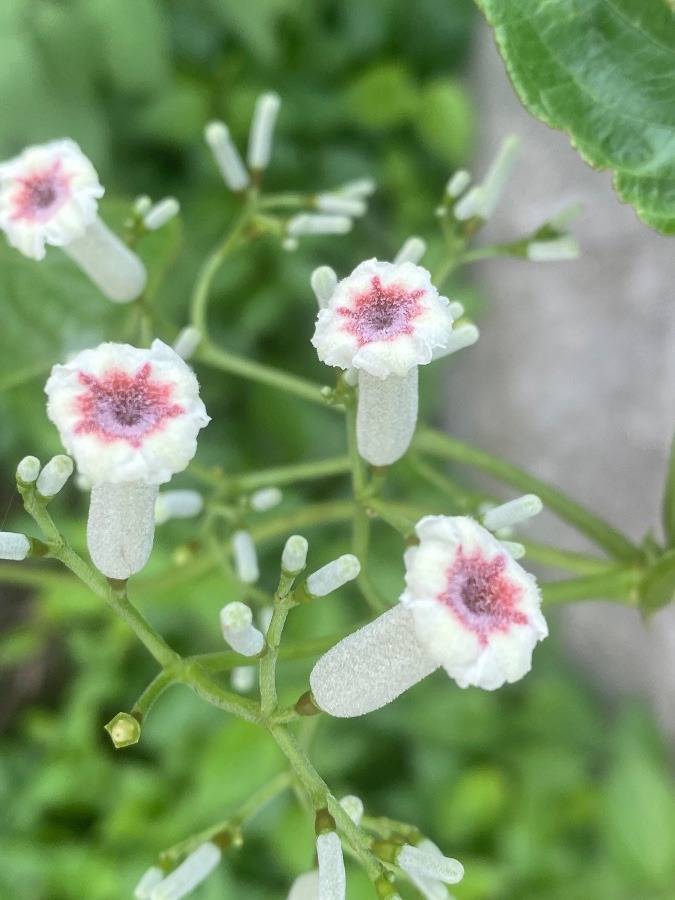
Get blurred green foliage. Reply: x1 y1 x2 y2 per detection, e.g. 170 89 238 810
0 1 673 898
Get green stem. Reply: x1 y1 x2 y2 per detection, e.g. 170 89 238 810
0 562 73 590
260 591 295 718
190 209 252 334
131 667 177 722
181 662 261 725
231 456 351 493
195 339 330 407
414 427 644 564
540 568 640 606
407 452 476 512
520 541 618 576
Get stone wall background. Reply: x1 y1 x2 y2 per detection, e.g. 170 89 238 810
445 23 675 737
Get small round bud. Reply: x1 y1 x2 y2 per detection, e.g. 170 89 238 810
339 795 364 826
105 712 141 748
16 455 40 484
0 532 32 560
173 326 202 361
282 534 309 575
250 487 283 511
143 197 180 231
306 554 360 597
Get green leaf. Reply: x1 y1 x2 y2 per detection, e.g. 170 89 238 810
639 549 675 615
475 0 675 233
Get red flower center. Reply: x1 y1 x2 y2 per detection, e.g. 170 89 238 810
73 363 184 448
337 275 424 345
438 546 528 647
10 160 72 223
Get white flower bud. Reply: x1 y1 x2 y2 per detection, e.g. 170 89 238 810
482 494 542 532
315 194 367 217
311 266 338 308
393 237 427 265
446 169 471 198
133 195 153 217
16 456 40 484
400 839 451 900
220 601 265 656
306 554 360 597
172 326 202 361
247 92 281 171
500 540 526 560
431 323 479 361
36 455 73 497
0 532 31 560
526 236 580 261
447 300 464 320
342 367 359 387
282 534 309 575
232 530 259 584
479 134 521 219
231 665 256 692
154 490 204 525
338 177 376 198
453 186 485 221
134 866 164 899
143 197 180 230
150 842 221 900
397 843 464 886
287 214 352 237
339 795 364 826
288 871 320 900
204 121 250 192
317 832 346 900
250 487 283 511
357 369 418 466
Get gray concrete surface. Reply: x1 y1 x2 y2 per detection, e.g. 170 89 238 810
446 24 675 734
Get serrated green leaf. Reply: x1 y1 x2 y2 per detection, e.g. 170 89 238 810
475 0 675 233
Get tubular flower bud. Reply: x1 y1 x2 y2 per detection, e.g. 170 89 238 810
339 795 364 826
204 121 250 192
482 494 543 533
134 866 164 900
154 490 204 525
398 839 451 900
16 455 40 484
220 601 265 657
231 665 256 692
232 530 260 584
250 486 283 511
317 832 346 900
337 177 376 198
143 197 180 230
287 214 352 237
282 534 309 575
45 340 209 579
247 92 281 172
445 169 471 198
0 532 32 560
311 266 338 309
393 237 427 266
310 516 547 716
526 236 580 261
312 259 455 465
397 843 463 887
306 554 360 597
172 326 202 361
431 323 479 361
150 842 221 900
0 140 146 301
287 871 320 900
315 194 367 217
36 454 73 497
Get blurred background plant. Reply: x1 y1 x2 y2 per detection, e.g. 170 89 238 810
0 1 674 898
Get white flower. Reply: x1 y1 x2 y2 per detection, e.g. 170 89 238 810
45 340 209 486
310 516 547 716
0 139 102 260
0 139 146 301
45 340 209 579
312 259 451 379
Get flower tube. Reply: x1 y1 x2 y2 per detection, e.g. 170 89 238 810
310 515 547 716
45 340 210 579
0 140 146 302
312 259 454 465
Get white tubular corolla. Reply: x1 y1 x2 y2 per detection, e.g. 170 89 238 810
154 490 204 525
393 236 427 265
287 871 320 900
445 169 471 198
287 214 352 237
281 534 309 575
431 323 479 361
133 866 165 900
63 217 147 302
172 326 202 361
87 481 159 579
150 842 221 900
526 236 580 261
220 601 265 656
306 554 360 597
397 844 464 887
356 368 419 467
399 839 450 900
315 194 366 217
316 832 346 900
143 197 180 230
339 795 364 826
482 494 543 532
204 121 250 192
35 454 73 497
247 92 281 172
232 530 260 583
0 532 32 561
310 266 338 308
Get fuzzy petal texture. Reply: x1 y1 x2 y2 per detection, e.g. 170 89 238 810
312 259 453 377
400 516 547 690
310 604 439 717
0 139 103 260
45 340 210 485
